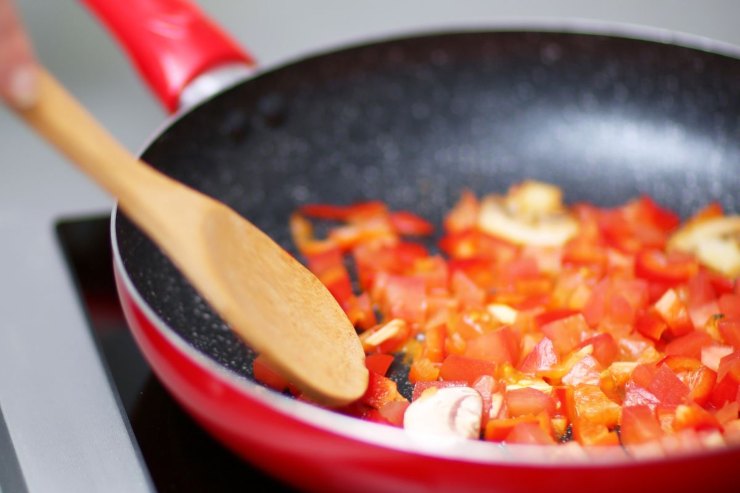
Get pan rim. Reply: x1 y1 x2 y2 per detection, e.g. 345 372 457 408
157 17 740 129
255 17 740 77
111 21 740 468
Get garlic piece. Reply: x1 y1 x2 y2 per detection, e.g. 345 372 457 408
403 387 483 440
478 181 578 247
486 303 518 325
360 319 406 351
668 216 740 277
505 378 553 394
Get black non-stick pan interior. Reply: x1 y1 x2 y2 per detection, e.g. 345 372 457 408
116 30 740 383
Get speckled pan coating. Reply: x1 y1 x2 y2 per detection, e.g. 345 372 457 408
116 30 740 383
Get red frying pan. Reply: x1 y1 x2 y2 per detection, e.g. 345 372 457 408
83 1 740 491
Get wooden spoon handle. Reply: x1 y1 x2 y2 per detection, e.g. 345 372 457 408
15 68 209 253
17 69 157 193
13 68 369 406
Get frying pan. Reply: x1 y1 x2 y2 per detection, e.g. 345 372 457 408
83 1 740 491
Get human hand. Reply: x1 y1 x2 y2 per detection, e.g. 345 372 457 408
0 0 38 108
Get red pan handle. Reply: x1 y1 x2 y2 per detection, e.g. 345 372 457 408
81 0 255 113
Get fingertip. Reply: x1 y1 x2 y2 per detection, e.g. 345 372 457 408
7 64 38 110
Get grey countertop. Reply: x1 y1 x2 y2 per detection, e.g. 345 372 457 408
1 1 739 491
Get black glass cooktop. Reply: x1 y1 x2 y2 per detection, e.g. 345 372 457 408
56 215 294 492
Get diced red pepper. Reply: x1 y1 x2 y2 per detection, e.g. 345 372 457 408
289 212 341 256
620 405 663 445
472 375 499 428
422 324 447 363
464 327 520 366
505 422 556 445
305 247 354 305
573 385 622 427
365 353 394 376
632 195 681 233
708 375 740 408
720 318 740 350
708 272 737 296
580 333 619 367
701 344 734 372
635 308 669 341
440 229 517 261
446 257 499 290
444 190 479 234
646 364 690 409
534 309 581 328
519 337 559 374
451 270 486 310
562 355 602 386
684 202 724 225
552 386 577 422
654 288 694 337
600 196 678 254
664 330 714 360
408 357 440 383
300 201 387 221
389 211 435 236
378 274 426 324
583 278 649 332
719 294 740 321
718 351 740 383
562 237 608 271
359 408 392 425
361 371 407 409
630 363 659 388
329 218 395 251
661 355 717 405
377 400 410 427
673 403 721 432
540 314 589 358
635 249 698 285
683 367 717 406
623 381 660 410
439 354 497 386
448 309 497 340
686 270 720 328
572 417 619 446
600 213 663 254
505 387 557 418
484 413 551 442
293 186 738 450
353 242 429 289
343 292 378 330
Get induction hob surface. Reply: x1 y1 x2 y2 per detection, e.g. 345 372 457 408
56 215 294 492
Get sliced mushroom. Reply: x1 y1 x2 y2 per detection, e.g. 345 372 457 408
478 181 578 247
506 180 565 217
403 386 483 440
667 216 740 278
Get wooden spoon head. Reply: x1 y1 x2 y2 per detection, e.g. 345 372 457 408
191 204 369 406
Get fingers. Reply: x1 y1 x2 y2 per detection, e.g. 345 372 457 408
0 0 38 109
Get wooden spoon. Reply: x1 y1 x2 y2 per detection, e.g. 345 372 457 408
16 69 368 406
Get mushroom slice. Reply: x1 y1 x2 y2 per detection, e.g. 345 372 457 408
478 181 578 247
506 180 565 217
403 386 483 440
667 216 740 278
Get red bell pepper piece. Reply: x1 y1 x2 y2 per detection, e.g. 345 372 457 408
439 354 497 386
